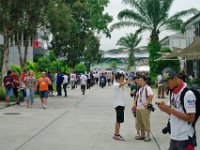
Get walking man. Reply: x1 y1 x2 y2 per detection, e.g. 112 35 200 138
80 73 87 95
36 72 51 109
63 72 69 97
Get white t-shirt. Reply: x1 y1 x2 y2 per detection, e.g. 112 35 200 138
80 75 87 85
136 85 154 109
70 73 76 81
157 75 163 86
63 75 68 84
170 84 196 141
113 82 125 108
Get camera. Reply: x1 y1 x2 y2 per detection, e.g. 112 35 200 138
162 119 171 134
147 103 155 112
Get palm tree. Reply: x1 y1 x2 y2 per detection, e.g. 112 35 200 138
111 0 198 75
117 33 142 69
111 0 198 42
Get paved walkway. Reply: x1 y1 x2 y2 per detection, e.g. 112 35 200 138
0 85 199 150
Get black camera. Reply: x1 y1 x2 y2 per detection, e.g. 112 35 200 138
162 119 171 134
147 104 155 112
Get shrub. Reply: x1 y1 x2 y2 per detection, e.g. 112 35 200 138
11 65 21 75
26 61 36 72
0 86 6 101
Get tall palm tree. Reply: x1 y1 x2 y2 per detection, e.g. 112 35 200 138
117 33 142 69
111 0 198 42
111 0 198 75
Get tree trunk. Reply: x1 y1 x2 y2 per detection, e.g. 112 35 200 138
17 35 23 67
2 28 10 77
22 34 29 70
150 29 159 42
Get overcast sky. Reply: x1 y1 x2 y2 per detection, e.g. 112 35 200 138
100 0 200 51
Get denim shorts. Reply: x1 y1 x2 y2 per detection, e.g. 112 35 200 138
5 88 13 97
39 90 48 98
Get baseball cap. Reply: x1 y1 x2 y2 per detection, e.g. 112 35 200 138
161 68 178 83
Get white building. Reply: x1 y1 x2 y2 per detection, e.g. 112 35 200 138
184 13 200 78
0 29 50 69
159 13 200 78
160 33 186 50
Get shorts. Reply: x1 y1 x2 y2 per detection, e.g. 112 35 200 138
39 90 48 98
5 88 13 97
115 106 125 123
169 139 194 150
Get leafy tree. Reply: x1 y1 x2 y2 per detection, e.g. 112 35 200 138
35 57 51 72
116 33 142 69
84 34 102 71
15 0 49 69
111 0 198 76
75 63 87 74
0 0 24 76
51 0 112 68
48 50 57 62
110 61 117 70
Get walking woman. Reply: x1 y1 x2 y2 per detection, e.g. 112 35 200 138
24 70 37 108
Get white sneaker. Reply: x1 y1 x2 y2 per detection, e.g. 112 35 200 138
43 105 46 109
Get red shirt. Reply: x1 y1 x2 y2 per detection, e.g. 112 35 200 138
12 75 19 88
21 73 26 83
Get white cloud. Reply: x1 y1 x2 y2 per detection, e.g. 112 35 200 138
100 0 200 51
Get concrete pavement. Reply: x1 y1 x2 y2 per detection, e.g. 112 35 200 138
0 85 199 150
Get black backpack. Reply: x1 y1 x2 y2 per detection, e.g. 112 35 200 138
179 87 200 146
180 87 200 128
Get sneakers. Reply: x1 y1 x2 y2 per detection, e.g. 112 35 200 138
43 105 46 109
42 104 47 109
113 134 125 141
144 135 151 142
135 134 145 140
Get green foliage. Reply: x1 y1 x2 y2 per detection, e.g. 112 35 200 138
48 51 57 62
110 61 117 70
117 33 142 69
158 48 180 72
148 43 181 82
75 63 87 74
148 41 161 79
26 61 36 72
10 65 21 75
111 0 197 41
51 0 112 68
0 86 6 101
84 34 102 71
35 57 51 72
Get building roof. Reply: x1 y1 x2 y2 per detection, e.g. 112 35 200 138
157 36 200 60
185 12 200 26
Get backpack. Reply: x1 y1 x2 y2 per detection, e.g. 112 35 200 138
179 87 200 146
180 87 200 127
4 76 13 89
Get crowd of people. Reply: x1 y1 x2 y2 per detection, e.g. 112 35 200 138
2 69 116 108
2 67 199 149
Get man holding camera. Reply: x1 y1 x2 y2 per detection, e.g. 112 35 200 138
134 75 154 142
157 68 196 150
